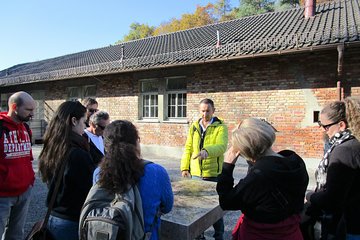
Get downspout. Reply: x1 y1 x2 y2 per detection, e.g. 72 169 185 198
337 44 344 100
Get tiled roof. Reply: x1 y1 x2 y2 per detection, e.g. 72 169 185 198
1 0 359 86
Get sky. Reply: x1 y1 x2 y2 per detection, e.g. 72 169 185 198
0 0 238 71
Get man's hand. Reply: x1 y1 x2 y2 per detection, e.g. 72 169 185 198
182 170 191 178
192 149 208 160
224 146 240 164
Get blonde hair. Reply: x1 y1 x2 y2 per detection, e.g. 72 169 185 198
232 118 276 161
344 96 360 140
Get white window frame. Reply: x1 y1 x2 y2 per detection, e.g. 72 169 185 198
139 77 187 123
142 93 159 118
140 79 159 120
165 77 187 120
167 91 187 119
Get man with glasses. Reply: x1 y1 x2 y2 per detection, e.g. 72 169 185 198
82 97 98 127
83 110 110 165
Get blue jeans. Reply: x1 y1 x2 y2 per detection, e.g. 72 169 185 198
347 234 360 240
47 215 79 240
0 185 33 240
192 176 224 240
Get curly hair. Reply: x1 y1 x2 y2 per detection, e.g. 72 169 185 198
38 101 86 183
98 120 144 194
344 97 360 140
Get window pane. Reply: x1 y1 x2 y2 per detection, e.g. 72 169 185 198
84 85 96 97
68 87 80 98
141 81 158 92
142 94 158 118
171 94 176 105
167 78 186 90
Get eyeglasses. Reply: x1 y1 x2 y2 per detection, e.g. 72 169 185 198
318 121 339 131
97 125 106 130
88 108 98 113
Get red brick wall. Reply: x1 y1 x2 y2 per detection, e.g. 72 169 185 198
3 47 360 159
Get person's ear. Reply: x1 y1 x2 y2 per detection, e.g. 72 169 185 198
339 120 347 130
11 103 17 111
71 117 77 126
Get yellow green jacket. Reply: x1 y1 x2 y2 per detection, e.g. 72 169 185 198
181 117 228 178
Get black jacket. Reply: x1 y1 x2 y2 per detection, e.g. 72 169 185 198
48 133 95 221
217 150 309 223
310 138 360 235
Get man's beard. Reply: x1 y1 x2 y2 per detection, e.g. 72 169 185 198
17 114 31 122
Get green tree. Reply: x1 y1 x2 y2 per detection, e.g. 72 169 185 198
214 0 236 21
235 0 275 18
115 22 155 44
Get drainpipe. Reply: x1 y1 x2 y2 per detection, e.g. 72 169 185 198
337 44 344 100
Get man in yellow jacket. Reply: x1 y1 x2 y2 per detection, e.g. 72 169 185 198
181 98 228 240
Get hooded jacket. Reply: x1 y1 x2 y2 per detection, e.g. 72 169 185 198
217 150 309 223
181 117 228 178
0 113 34 197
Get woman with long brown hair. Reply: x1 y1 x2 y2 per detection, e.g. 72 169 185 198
39 101 95 240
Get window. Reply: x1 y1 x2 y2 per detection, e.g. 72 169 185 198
313 111 320 123
67 85 96 101
139 77 187 121
84 85 97 97
166 77 186 119
141 80 158 119
143 94 158 118
68 87 81 101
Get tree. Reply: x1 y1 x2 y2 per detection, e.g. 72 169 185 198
214 0 238 21
115 22 155 44
235 0 275 18
153 4 216 36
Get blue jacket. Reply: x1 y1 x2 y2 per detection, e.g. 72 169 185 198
93 161 173 240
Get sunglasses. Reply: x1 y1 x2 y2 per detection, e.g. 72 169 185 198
318 121 339 131
97 125 106 130
88 108 98 113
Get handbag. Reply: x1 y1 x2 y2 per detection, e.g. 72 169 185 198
25 220 54 240
25 150 71 240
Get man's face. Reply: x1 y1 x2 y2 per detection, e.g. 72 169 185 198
199 103 214 123
94 118 110 136
86 103 98 119
16 100 36 122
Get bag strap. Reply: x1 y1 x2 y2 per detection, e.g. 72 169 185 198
41 148 74 230
144 207 162 240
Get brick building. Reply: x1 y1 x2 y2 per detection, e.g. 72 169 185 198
0 0 359 159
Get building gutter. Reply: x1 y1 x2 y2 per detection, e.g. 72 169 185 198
337 44 344 100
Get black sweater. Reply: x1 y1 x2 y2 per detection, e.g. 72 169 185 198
310 138 360 235
217 150 309 223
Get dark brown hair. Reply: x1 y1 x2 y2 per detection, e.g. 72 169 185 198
98 120 144 194
39 101 86 183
